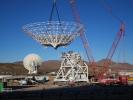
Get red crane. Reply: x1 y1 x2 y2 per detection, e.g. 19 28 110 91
69 0 125 81
98 0 126 80
98 22 125 80
69 0 97 76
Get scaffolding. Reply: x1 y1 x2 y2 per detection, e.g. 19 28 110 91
54 51 88 82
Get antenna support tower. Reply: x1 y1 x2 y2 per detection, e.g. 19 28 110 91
54 51 88 82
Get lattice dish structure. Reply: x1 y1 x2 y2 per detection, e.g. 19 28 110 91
23 21 84 49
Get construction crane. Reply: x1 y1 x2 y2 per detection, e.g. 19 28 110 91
69 0 97 76
69 0 125 82
99 22 125 80
98 0 126 81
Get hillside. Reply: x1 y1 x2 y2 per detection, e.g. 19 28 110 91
0 60 133 75
0 63 28 75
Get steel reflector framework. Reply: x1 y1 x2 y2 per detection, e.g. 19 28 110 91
23 21 84 49
54 51 88 82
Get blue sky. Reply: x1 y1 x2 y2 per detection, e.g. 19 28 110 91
0 0 133 64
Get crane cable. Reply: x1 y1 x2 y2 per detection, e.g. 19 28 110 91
101 0 125 33
101 0 123 23
49 0 61 22
47 0 63 36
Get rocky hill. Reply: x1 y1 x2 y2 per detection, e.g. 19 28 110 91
0 60 133 75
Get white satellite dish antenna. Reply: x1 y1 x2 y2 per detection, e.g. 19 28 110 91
23 53 42 74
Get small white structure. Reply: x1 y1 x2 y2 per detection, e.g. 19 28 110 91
54 51 88 82
0 75 13 80
23 54 42 74
19 80 27 85
119 70 133 77
35 75 49 81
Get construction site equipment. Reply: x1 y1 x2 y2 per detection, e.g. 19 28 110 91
69 0 126 85
0 82 3 93
54 51 88 82
98 22 125 80
118 75 128 85
98 0 126 82
69 0 97 76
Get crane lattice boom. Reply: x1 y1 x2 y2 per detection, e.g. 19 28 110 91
99 22 125 79
69 0 97 75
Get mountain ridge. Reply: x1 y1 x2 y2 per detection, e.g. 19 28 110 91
0 60 133 75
